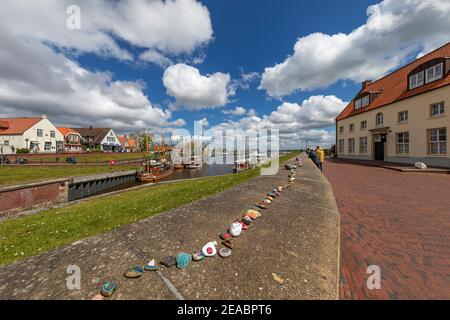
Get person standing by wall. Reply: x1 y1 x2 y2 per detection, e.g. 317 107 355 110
315 146 324 172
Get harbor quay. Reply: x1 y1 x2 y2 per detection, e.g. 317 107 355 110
0 157 340 300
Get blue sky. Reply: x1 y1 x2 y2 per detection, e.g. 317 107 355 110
0 0 449 148
78 0 379 131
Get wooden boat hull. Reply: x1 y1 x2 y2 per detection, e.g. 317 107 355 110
185 164 203 169
137 166 175 182
174 164 184 170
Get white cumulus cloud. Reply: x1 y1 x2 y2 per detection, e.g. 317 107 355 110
163 63 231 110
259 0 450 97
0 0 213 61
209 95 346 148
0 0 215 129
139 50 173 68
222 107 247 117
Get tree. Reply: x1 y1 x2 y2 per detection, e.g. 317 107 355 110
138 132 150 152
329 144 336 157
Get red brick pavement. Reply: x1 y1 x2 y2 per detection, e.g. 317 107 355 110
324 159 450 300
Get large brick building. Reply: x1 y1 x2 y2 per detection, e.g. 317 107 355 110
336 42 450 168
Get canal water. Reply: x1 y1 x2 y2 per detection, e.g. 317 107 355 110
165 164 235 181
88 164 236 199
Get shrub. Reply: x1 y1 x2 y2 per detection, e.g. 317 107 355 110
16 148 30 154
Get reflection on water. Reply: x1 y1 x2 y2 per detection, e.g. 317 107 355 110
162 164 235 182
88 164 236 199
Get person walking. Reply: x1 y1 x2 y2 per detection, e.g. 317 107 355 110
315 146 324 172
308 148 317 165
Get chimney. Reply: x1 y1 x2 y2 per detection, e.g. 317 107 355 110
41 114 47 119
89 126 93 130
362 80 372 90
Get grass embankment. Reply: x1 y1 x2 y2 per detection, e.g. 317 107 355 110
0 165 140 187
0 151 299 266
15 152 146 163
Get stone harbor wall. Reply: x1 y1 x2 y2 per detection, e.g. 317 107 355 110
0 157 341 300
0 179 69 217
0 170 138 217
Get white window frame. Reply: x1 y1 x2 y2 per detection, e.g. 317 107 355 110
376 113 384 126
361 120 368 130
361 95 370 107
425 63 443 84
339 126 344 134
348 138 355 154
349 124 354 133
398 111 408 123
354 95 370 110
37 129 43 137
428 128 447 155
396 132 410 155
430 102 445 117
409 71 424 89
338 139 344 154
359 137 368 154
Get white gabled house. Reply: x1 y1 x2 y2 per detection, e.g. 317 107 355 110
0 115 64 154
74 127 121 152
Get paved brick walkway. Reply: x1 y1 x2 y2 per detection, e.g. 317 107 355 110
324 159 450 300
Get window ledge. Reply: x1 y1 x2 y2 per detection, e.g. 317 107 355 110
428 115 446 120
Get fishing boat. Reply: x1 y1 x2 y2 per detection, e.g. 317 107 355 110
137 162 175 182
174 163 184 170
137 129 175 182
185 155 203 169
233 159 250 173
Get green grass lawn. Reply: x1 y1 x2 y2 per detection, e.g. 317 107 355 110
0 165 140 187
0 151 299 266
15 152 146 163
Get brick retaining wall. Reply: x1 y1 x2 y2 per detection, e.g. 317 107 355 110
0 180 69 217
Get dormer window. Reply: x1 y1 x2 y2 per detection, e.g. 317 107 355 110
425 63 443 83
408 58 446 90
355 94 370 110
409 71 424 89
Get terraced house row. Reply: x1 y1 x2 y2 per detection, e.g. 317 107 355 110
336 42 450 168
0 115 138 154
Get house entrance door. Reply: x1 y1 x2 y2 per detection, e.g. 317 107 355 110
374 134 386 161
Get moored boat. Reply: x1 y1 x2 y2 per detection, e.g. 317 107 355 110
137 128 175 182
233 159 250 172
185 155 203 169
137 164 174 182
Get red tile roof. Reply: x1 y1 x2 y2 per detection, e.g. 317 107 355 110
128 137 137 148
117 135 128 146
337 42 450 121
73 128 111 144
57 127 81 137
0 117 42 135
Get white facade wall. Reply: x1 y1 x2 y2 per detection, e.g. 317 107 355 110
0 119 64 154
100 129 121 151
